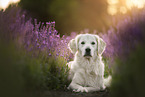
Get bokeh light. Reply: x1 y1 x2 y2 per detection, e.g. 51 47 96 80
107 0 145 15
0 0 20 10
120 6 127 14
107 5 118 15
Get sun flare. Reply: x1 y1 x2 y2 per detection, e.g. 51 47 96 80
107 0 145 15
0 0 20 10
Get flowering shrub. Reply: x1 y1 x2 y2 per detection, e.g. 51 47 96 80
100 8 145 97
0 6 76 61
100 8 145 63
23 19 76 61
0 5 76 92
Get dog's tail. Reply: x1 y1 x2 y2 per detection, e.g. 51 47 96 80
104 75 112 87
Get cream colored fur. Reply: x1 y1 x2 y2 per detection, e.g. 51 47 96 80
67 34 111 92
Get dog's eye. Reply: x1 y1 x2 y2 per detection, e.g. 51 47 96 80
91 42 95 45
81 41 85 45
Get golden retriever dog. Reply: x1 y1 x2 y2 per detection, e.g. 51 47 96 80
67 34 111 92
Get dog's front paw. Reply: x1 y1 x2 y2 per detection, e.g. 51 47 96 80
100 85 106 91
73 86 88 93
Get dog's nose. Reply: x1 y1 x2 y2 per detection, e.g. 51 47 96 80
86 48 91 52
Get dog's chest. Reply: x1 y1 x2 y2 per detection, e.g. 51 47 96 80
82 61 101 87
83 70 98 86
82 60 100 75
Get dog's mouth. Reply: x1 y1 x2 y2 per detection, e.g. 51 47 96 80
84 54 92 58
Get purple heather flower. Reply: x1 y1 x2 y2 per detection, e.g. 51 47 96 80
49 53 51 56
43 40 46 44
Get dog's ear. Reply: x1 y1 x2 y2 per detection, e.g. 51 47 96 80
95 35 106 55
68 34 82 54
68 39 77 54
75 34 82 51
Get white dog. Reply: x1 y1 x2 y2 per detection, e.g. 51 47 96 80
67 34 111 92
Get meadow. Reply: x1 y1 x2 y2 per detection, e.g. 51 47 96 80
1 5 145 97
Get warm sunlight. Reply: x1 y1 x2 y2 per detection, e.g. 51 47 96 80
107 0 145 15
107 0 119 5
107 5 118 15
126 0 145 9
0 0 20 10
120 6 127 14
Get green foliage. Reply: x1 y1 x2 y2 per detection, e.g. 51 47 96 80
39 55 70 90
0 41 26 97
0 40 69 97
110 44 145 97
103 57 112 78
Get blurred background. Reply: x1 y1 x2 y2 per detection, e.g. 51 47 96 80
1 0 145 97
1 0 145 34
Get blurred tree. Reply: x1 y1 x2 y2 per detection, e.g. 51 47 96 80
19 0 110 34
19 0 53 21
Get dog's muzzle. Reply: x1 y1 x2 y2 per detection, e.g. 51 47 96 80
84 48 92 58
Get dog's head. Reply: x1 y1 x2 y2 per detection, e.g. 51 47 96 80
68 34 106 58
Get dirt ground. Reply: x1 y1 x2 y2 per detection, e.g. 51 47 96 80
40 88 110 97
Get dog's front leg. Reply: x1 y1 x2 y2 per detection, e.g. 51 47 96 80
68 69 88 92
97 75 106 90
68 82 88 92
